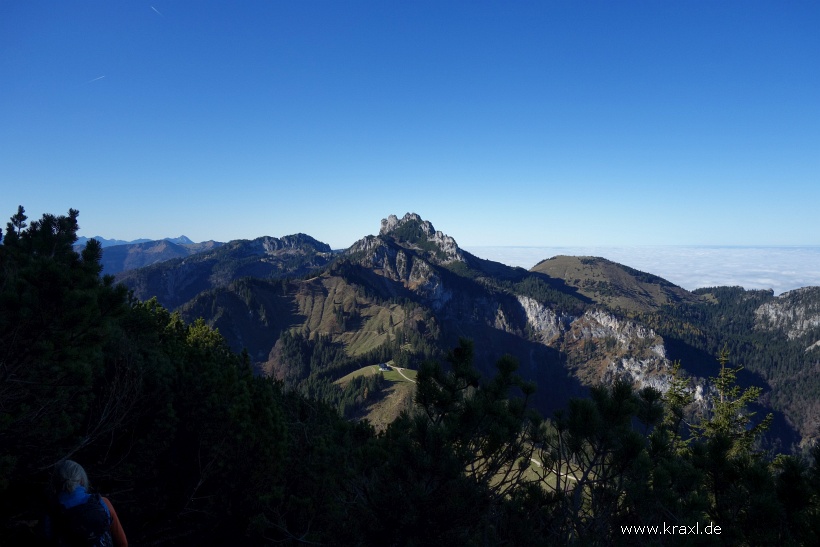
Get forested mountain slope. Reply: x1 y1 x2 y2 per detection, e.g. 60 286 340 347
639 286 820 451
111 212 820 449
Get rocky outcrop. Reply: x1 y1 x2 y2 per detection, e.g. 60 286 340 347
379 213 466 264
603 357 672 392
572 310 666 358
514 296 704 396
258 234 332 254
754 287 820 340
407 258 453 310
561 309 674 391
517 295 573 343
518 294 670 385
346 234 454 310
347 237 404 282
379 213 413 234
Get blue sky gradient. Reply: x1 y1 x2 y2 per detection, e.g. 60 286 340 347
2 1 818 249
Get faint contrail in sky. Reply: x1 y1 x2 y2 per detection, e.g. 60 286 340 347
87 75 105 83
151 6 164 17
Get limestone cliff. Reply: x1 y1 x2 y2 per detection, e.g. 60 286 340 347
378 213 466 264
754 287 820 345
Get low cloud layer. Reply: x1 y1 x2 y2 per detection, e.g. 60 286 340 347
464 246 820 296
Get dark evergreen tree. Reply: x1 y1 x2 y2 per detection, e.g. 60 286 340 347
692 348 773 457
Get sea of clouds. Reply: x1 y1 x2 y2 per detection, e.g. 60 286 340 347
463 246 820 296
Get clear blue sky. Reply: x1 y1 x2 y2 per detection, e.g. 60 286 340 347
2 1 818 249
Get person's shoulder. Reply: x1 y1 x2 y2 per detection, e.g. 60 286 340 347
101 496 128 547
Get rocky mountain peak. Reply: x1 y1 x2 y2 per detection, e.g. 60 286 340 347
377 213 465 264
380 213 431 236
257 233 332 254
165 235 195 245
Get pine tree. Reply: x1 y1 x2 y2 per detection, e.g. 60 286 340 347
4 205 27 242
693 347 773 457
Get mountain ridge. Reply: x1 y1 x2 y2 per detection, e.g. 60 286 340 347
111 212 820 449
76 234 197 247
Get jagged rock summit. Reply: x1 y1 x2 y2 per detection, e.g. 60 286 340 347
253 233 332 254
377 212 465 264
379 213 432 235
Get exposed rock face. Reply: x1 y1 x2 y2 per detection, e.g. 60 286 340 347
516 300 675 392
258 234 332 254
347 237 397 276
379 213 466 264
346 234 454 310
407 258 453 310
348 235 383 257
379 214 406 234
517 295 572 343
567 310 673 390
347 214 468 309
754 287 820 341
604 357 672 392
573 310 666 358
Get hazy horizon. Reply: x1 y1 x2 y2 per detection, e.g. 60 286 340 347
76 225 820 296
466 245 820 296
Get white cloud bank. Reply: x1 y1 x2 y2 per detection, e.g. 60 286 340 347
464 246 820 296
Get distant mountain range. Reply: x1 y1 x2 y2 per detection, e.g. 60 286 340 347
76 236 224 275
115 234 334 308
109 213 820 451
76 235 196 247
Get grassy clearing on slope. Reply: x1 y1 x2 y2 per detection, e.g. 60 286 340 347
335 363 417 386
382 367 417 383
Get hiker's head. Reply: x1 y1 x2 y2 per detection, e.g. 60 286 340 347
54 460 89 493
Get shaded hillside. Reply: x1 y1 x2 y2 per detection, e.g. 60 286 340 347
99 238 223 275
116 234 334 309
178 271 431 370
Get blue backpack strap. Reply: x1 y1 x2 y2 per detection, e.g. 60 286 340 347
96 494 112 523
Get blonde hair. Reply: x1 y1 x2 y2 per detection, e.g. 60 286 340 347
54 460 89 493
